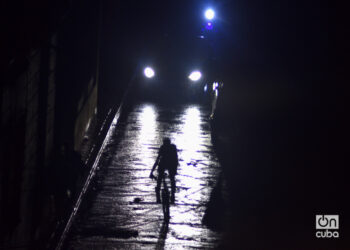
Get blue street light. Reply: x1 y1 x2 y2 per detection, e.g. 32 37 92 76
204 9 215 20
205 22 213 30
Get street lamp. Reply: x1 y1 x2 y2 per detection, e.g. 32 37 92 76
204 9 215 20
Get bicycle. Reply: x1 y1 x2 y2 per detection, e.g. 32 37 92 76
150 172 170 221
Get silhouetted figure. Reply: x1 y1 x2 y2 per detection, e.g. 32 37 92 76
150 138 178 204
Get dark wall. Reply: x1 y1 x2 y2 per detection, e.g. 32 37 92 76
1 0 101 248
55 0 100 150
210 1 347 248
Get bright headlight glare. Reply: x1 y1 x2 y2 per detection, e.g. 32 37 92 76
144 67 155 78
189 71 202 81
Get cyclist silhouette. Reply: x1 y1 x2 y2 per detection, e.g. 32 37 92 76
150 137 178 204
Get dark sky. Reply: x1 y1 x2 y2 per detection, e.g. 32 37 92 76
101 0 329 83
2 0 331 88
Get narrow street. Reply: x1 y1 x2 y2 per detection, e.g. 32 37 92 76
63 101 223 249
2 1 342 249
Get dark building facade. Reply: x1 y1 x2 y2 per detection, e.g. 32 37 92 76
1 0 100 247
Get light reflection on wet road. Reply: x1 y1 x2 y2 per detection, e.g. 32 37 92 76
65 102 222 249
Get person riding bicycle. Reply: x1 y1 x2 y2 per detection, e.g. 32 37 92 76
150 137 178 204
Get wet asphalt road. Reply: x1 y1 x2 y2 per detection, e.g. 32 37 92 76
64 102 223 249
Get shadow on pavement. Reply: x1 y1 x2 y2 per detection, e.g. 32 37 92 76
202 173 226 232
156 218 169 250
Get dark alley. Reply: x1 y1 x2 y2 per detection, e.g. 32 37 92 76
1 0 347 249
